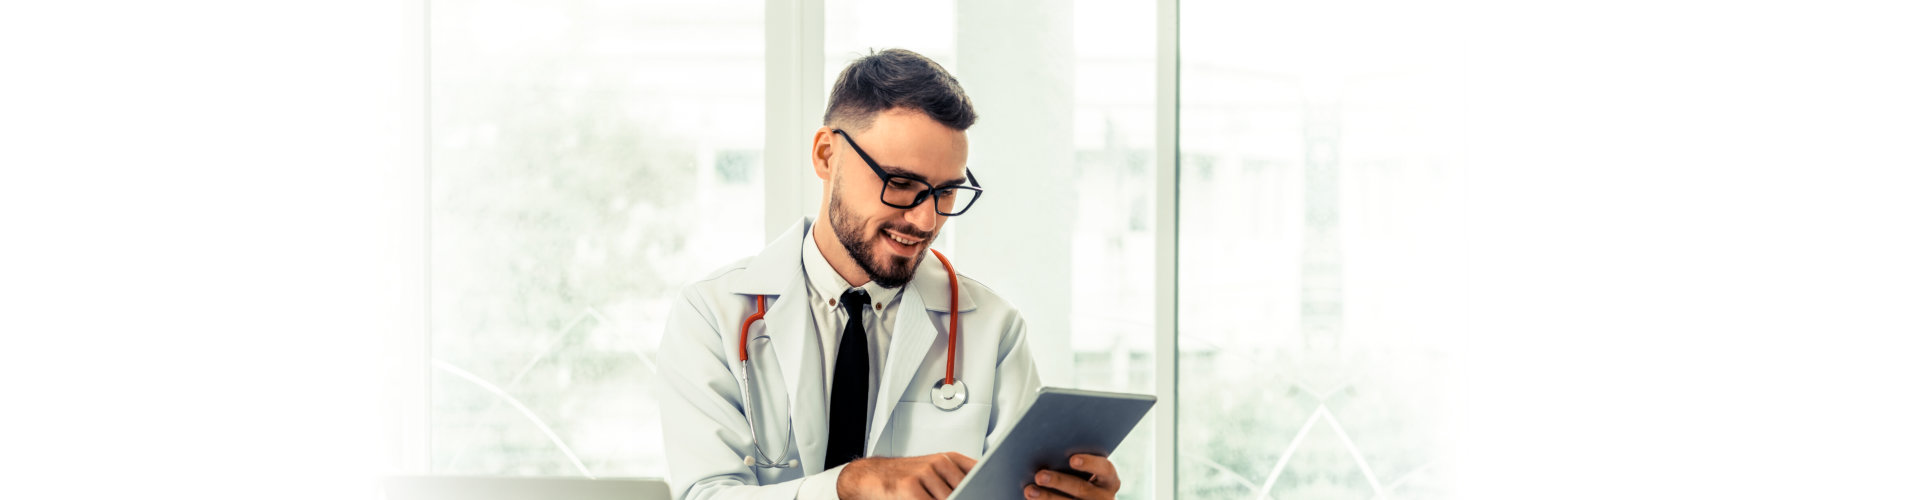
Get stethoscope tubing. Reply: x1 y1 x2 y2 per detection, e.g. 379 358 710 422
735 249 964 469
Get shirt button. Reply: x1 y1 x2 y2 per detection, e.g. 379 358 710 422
828 298 837 306
874 303 883 311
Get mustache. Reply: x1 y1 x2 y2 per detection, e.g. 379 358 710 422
877 223 933 240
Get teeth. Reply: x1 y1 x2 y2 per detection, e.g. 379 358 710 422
888 231 921 245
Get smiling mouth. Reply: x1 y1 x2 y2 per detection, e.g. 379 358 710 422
885 229 925 246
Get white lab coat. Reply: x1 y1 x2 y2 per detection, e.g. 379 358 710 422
656 217 1042 500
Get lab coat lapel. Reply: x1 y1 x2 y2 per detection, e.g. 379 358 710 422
864 251 980 453
761 274 811 422
867 282 936 454
763 273 831 473
732 217 812 401
729 216 830 472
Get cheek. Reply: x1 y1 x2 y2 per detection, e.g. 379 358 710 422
842 184 885 212
842 203 883 236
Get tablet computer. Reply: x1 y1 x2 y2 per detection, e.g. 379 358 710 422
949 387 1156 500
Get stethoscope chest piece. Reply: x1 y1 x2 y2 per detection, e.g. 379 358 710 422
930 379 968 411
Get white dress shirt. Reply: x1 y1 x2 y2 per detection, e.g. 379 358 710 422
796 222 906 499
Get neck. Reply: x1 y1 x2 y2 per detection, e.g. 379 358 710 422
812 217 872 287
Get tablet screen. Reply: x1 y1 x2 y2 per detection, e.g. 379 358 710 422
948 387 1155 500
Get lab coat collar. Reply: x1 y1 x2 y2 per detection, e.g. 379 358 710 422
728 217 810 296
910 244 977 314
724 217 813 402
738 216 976 313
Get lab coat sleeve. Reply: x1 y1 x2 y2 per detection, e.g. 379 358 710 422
656 286 805 500
794 464 844 500
984 312 1042 450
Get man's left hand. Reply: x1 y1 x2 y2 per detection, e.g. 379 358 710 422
1024 453 1120 499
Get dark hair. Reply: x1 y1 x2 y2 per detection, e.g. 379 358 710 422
823 48 977 132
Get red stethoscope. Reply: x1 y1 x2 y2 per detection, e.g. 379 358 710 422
737 249 967 469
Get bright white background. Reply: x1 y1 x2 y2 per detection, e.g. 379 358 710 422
1458 1 1920 497
3 1 1917 499
1 2 423 498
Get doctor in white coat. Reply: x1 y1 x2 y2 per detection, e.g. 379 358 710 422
656 49 1125 500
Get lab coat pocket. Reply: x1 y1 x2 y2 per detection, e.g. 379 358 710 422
889 401 992 458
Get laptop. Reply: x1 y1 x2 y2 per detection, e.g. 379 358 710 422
384 476 670 500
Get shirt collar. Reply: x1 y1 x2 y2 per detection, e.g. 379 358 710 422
802 222 904 311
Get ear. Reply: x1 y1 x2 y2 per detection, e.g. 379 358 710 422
811 126 835 181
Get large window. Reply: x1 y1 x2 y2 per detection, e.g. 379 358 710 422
1177 1 1466 498
428 0 764 477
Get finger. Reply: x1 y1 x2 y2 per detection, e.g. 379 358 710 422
1034 470 1107 500
919 471 954 500
945 451 978 473
1069 454 1122 491
1024 484 1075 500
931 455 967 489
905 478 936 500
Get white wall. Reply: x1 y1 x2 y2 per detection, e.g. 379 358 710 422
954 0 1079 386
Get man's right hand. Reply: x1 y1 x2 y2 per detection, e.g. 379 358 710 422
836 452 977 500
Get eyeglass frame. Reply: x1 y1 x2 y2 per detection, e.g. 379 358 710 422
832 128 984 216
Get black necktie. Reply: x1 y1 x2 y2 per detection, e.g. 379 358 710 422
825 288 871 469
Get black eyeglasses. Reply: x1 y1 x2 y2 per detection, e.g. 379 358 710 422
833 128 984 216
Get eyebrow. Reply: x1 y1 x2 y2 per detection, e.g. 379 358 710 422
879 166 967 188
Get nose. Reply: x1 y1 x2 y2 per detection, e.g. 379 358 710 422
904 196 941 232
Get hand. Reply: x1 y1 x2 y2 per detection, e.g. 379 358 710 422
1025 454 1120 500
837 452 978 500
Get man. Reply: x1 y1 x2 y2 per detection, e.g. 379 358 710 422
656 49 1123 500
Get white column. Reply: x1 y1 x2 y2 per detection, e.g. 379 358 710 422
954 0 1075 386
765 0 826 242
1154 1 1180 498
387 0 430 474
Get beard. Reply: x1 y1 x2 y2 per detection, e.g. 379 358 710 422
828 180 931 289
